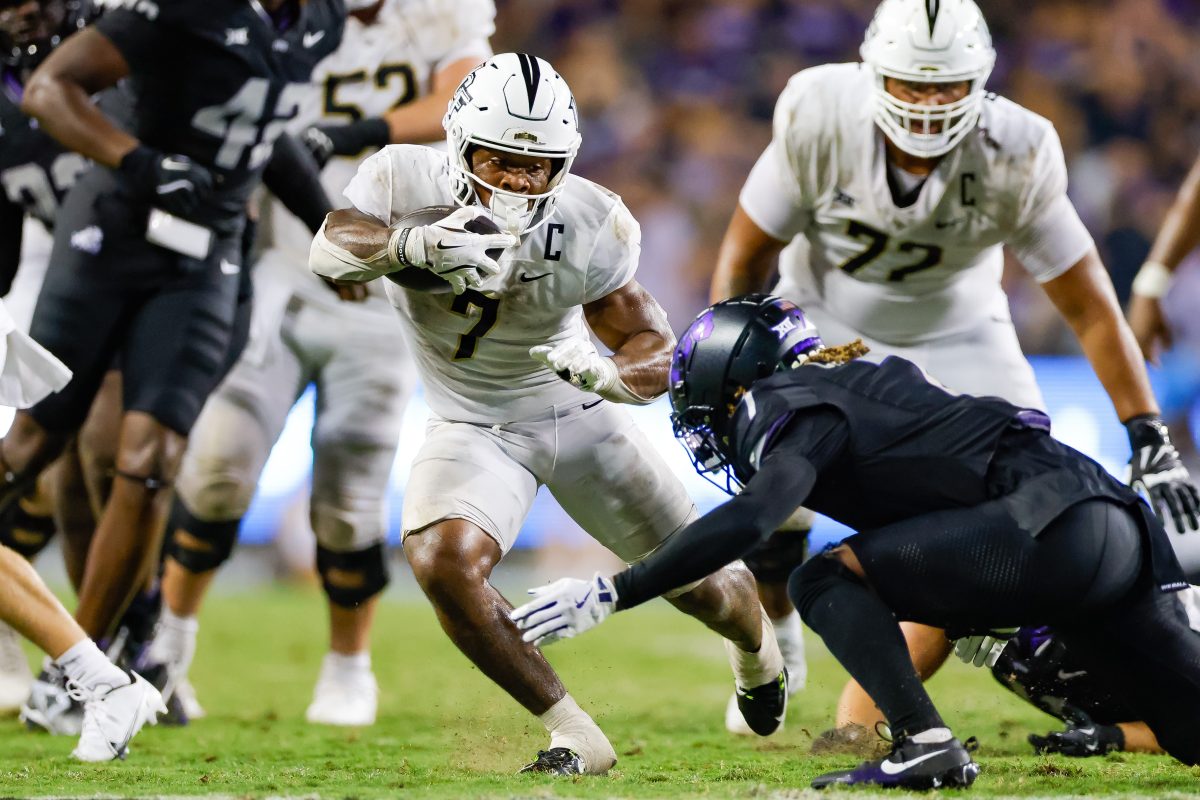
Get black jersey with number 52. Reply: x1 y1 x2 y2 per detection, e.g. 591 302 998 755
93 0 344 231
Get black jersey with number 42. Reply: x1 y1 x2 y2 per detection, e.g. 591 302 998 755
93 0 344 230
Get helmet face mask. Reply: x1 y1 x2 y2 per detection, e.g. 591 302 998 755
443 53 582 235
860 0 996 158
668 296 824 494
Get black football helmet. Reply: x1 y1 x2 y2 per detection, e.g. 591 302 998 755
0 0 87 75
669 294 823 492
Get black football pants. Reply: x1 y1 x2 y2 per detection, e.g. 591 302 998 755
791 497 1200 764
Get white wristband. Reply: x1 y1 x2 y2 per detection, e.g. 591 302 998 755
1132 261 1173 300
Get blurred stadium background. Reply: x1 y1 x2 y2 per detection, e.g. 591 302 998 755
8 0 1200 574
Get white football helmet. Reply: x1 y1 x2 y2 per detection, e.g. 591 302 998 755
443 53 581 235
860 0 995 158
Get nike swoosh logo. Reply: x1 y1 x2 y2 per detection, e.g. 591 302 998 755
879 748 949 775
582 399 603 410
157 179 194 195
574 588 592 609
1056 669 1087 680
435 242 466 251
303 30 325 48
520 272 551 282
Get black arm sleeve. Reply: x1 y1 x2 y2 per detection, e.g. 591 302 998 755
613 405 850 609
0 198 25 296
262 132 333 235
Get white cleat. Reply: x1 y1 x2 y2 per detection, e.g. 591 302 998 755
173 677 206 720
725 691 755 736
305 654 378 727
0 620 33 715
20 663 82 735
71 672 166 762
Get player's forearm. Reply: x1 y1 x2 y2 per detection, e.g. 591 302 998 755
264 133 333 234
710 205 786 303
21 77 136 169
610 330 673 399
322 209 392 260
382 94 457 144
614 456 816 610
1146 157 1200 270
1074 312 1159 421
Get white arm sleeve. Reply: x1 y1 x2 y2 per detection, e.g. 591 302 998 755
1009 126 1095 282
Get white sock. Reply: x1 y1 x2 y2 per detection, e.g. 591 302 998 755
146 608 198 666
54 639 128 694
771 609 807 690
539 694 616 774
325 651 371 672
910 726 954 744
724 606 784 689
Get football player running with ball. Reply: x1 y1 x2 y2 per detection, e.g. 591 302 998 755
312 53 787 774
709 0 1200 737
513 295 1200 789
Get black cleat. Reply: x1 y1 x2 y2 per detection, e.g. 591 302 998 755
1029 721 1123 757
519 747 586 775
812 733 978 790
735 668 788 736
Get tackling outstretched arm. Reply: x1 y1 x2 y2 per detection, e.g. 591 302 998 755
510 409 850 645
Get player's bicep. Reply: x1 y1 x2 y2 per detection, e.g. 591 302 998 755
26 27 129 98
583 279 673 354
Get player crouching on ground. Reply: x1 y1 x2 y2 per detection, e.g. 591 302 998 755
512 294 1200 789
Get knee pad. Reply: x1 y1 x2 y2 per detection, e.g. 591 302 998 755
788 551 860 625
317 542 390 608
743 529 810 584
164 499 240 573
0 498 56 558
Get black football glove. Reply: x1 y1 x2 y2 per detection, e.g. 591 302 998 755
301 117 390 168
1028 711 1124 757
118 144 215 220
1125 414 1200 532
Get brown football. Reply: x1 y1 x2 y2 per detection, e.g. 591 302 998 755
385 205 505 293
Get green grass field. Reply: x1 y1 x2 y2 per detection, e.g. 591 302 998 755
1 586 1198 798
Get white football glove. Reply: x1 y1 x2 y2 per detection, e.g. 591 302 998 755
529 338 618 394
392 206 517 295
509 572 618 647
953 628 1018 668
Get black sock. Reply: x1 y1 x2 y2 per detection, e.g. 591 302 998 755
790 555 944 737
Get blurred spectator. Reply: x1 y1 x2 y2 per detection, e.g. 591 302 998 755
492 0 1200 354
